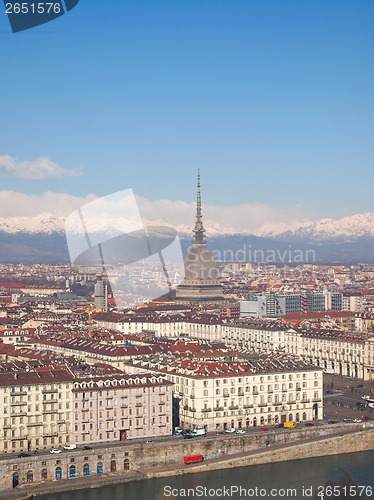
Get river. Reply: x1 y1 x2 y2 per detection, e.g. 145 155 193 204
39 451 374 500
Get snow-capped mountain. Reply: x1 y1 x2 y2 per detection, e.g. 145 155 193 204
0 213 65 234
262 213 374 242
0 212 373 241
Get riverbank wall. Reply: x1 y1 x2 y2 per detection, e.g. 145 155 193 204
1 422 373 499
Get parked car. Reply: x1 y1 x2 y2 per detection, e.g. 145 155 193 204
50 448 62 454
328 420 338 424
305 423 315 427
18 453 31 458
83 445 92 450
183 434 194 439
63 443 77 450
275 423 284 428
225 428 235 433
260 427 269 431
236 429 246 434
342 417 352 422
352 418 361 423
362 416 371 421
174 427 183 435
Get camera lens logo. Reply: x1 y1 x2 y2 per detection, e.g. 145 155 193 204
4 0 80 33
65 189 185 310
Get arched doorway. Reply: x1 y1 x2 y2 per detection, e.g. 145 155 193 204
124 459 130 471
41 469 48 480
55 467 62 480
303 412 307 421
253 417 257 427
260 416 264 425
274 415 279 423
69 465 76 478
12 472 19 489
267 415 271 424
246 419 250 428
110 460 116 472
27 470 33 482
288 414 293 422
97 462 103 474
313 403 318 420
295 413 300 423
83 463 90 476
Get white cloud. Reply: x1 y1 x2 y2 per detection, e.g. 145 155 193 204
0 155 82 179
0 191 97 217
136 196 318 235
0 190 318 235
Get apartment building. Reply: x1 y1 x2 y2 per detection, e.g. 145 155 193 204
71 374 173 444
240 291 343 319
0 369 74 454
129 353 323 431
93 314 374 380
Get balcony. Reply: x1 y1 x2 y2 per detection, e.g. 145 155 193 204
42 432 58 438
135 403 142 407
27 422 42 427
214 407 224 411
312 398 321 402
42 389 58 394
223 393 229 398
11 391 27 396
11 401 27 406
42 409 58 414
244 404 253 408
10 411 27 417
201 408 212 413
43 399 58 404
188 408 196 413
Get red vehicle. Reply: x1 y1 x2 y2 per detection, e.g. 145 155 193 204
260 427 269 431
362 416 371 421
184 454 204 465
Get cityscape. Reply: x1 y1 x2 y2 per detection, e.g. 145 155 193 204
0 176 373 497
1 0 373 498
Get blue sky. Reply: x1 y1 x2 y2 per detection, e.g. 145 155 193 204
0 0 373 221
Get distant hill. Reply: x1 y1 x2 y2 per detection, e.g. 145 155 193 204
0 212 373 263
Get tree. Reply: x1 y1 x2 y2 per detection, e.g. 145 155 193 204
317 470 367 499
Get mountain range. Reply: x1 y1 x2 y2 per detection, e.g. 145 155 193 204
0 212 373 263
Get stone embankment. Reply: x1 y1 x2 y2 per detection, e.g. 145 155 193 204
0 422 373 500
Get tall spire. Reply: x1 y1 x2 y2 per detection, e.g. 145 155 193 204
193 170 206 244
